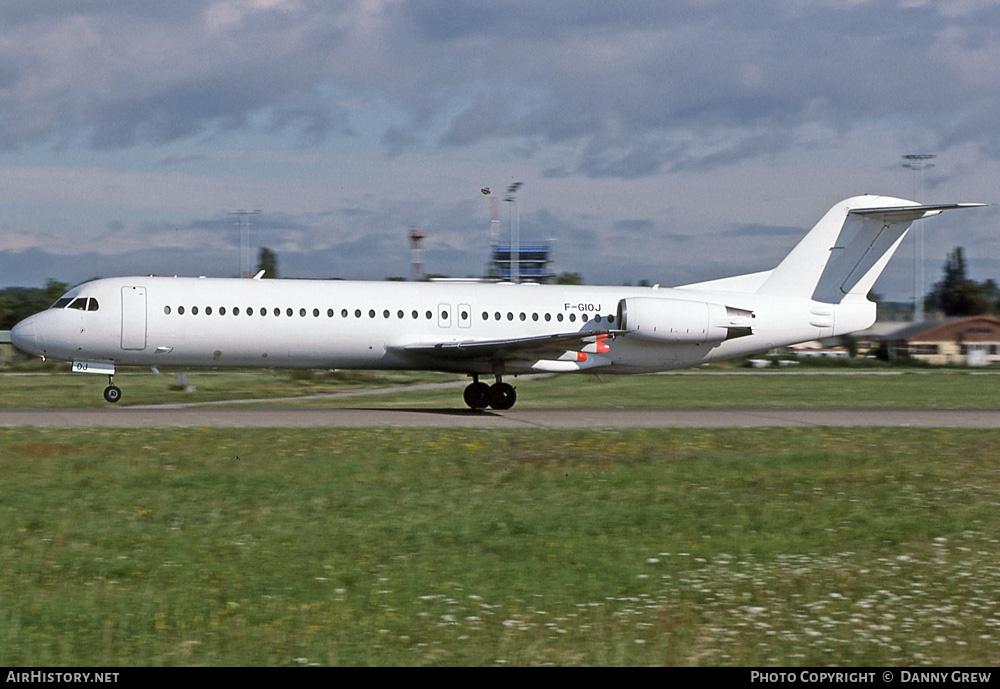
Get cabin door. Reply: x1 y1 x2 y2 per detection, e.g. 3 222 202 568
120 286 147 350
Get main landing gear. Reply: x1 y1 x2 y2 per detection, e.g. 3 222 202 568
103 375 122 404
463 373 516 411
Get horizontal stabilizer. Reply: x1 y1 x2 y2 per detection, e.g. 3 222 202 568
850 203 986 223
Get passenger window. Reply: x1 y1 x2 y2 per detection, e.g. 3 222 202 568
355 309 362 318
581 314 588 322
179 306 186 315
412 310 419 319
398 310 404 319
275 308 282 317
206 306 213 315
287 308 294 317
531 313 538 321
164 306 172 315
233 307 239 316
383 309 390 318
328 309 335 318
300 308 307 317
519 313 525 321
569 314 576 322
247 307 254 316
495 312 501 321
607 315 615 324
425 311 432 319
192 306 199 315
313 308 320 317
343 309 349 318
545 313 551 322
557 314 563 322
507 312 513 321
369 309 376 318
220 307 227 316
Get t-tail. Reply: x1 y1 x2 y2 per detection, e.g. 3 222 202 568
756 195 985 303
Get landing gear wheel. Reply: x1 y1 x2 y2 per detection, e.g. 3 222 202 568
103 385 122 404
463 381 491 410
488 382 516 410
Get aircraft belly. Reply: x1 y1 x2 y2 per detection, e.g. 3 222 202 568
139 317 395 369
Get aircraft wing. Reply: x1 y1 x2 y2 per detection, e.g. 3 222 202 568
391 329 621 364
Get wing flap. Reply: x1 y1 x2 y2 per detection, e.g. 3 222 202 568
391 330 620 364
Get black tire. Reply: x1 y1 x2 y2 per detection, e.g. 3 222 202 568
463 381 491 410
103 385 122 404
488 382 516 410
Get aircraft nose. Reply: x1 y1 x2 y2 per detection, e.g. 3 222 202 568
10 317 42 356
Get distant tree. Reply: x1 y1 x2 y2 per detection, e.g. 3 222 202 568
981 279 1000 311
0 279 69 329
256 247 278 279
0 292 16 329
44 279 69 304
554 272 582 285
926 247 995 316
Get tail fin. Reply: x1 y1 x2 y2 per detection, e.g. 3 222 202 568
756 195 985 303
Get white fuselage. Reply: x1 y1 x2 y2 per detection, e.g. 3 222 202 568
11 275 875 374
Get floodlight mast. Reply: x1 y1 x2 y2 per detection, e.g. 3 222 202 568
504 181 522 284
482 188 501 278
902 154 935 321
230 209 261 278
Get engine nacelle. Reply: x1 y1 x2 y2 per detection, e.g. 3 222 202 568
616 297 752 343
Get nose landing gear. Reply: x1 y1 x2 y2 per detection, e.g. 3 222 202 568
463 373 516 411
103 375 122 404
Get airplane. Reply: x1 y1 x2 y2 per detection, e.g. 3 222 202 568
10 194 985 409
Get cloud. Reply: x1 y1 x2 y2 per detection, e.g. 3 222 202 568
3 1 1000 298
3 1 1000 167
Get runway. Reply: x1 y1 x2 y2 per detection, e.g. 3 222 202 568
3 407 1000 429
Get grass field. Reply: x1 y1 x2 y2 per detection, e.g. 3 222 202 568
2 365 1000 409
2 426 999 666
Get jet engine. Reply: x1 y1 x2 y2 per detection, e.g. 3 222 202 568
616 297 752 343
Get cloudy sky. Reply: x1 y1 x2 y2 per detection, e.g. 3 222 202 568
2 0 999 302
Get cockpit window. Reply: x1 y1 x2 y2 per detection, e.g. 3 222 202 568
54 297 100 311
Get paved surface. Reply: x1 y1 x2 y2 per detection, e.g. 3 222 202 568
2 407 999 428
